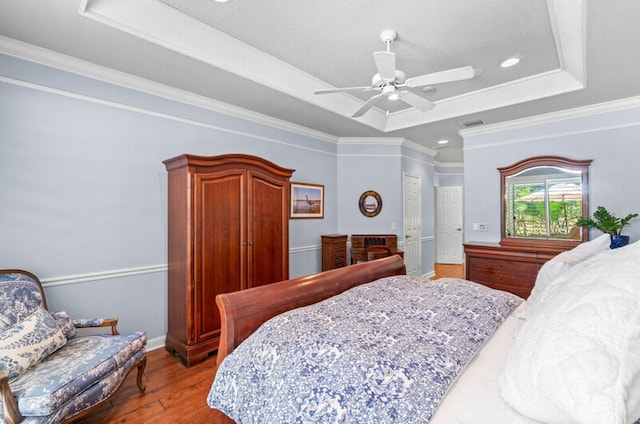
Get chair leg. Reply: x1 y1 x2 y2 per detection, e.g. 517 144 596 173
1 370 24 424
136 355 147 393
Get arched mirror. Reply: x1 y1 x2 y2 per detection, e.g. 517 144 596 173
499 156 592 248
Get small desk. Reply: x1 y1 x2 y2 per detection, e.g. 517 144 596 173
350 234 403 264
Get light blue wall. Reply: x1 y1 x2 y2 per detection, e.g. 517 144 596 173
435 164 464 187
0 53 339 344
336 141 404 235
0 52 437 346
335 141 437 274
462 99 640 245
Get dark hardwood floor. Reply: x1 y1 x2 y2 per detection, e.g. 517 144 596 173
73 348 226 423
75 263 464 423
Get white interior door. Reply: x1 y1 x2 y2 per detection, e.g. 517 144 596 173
403 174 421 276
436 186 463 264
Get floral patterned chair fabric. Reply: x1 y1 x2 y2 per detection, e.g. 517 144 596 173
0 270 147 424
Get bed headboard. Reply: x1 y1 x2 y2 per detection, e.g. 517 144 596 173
215 255 406 365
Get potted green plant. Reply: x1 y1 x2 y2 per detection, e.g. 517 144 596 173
575 205 638 248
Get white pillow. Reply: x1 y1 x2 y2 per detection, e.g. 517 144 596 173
0 307 67 379
524 234 611 317
499 241 640 424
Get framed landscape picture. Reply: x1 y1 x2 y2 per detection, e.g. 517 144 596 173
290 182 324 219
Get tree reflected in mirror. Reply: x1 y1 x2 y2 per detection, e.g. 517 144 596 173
499 156 592 248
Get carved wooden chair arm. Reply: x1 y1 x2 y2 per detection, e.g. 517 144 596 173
1 368 24 424
73 317 120 335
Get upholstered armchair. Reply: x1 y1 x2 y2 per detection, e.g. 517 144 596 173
0 270 147 424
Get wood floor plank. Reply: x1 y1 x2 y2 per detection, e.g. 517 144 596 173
73 349 224 424
432 263 465 280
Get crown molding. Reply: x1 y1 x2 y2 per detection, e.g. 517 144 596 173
460 95 640 145
0 36 339 146
434 162 464 168
78 0 378 129
338 137 437 157
338 137 405 145
402 139 438 157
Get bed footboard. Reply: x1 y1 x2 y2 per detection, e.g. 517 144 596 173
215 255 406 365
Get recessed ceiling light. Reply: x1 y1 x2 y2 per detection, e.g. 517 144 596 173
437 139 449 145
213 0 231 3
500 56 520 68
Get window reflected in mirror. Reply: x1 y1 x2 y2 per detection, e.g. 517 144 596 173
499 157 592 247
505 167 583 239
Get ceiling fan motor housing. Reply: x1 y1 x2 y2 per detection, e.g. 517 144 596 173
380 29 397 44
372 70 406 87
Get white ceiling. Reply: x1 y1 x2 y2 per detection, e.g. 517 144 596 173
1 0 639 162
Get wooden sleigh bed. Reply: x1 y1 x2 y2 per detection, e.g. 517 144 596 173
209 242 640 424
215 255 406 367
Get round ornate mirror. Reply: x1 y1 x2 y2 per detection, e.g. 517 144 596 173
359 190 382 217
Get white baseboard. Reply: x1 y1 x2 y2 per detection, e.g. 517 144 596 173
423 271 436 279
145 335 166 351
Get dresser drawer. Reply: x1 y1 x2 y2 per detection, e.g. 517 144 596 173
463 241 575 300
469 267 535 287
468 257 537 276
469 269 535 298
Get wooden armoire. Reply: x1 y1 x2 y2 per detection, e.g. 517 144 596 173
163 154 294 366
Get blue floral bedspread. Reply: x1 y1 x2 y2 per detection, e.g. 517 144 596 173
208 276 522 423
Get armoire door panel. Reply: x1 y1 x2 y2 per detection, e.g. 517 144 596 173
247 172 289 288
194 172 244 342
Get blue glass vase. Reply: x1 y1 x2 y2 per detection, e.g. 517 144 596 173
610 235 630 249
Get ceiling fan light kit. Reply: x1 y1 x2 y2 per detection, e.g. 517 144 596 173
314 29 477 118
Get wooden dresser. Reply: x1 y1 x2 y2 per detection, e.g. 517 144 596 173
163 154 294 366
321 234 348 271
463 242 567 299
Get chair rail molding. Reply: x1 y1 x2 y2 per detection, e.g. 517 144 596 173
40 264 168 288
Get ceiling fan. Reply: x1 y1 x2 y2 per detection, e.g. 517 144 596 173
314 30 476 118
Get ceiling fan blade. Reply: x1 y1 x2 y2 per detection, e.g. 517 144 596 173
352 93 385 118
373 51 396 81
405 65 476 88
314 86 376 95
399 91 435 112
